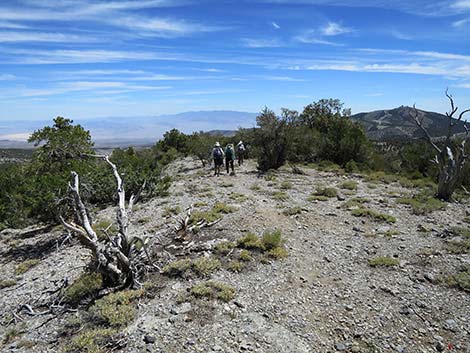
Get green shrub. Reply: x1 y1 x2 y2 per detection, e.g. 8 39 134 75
65 328 118 353
215 241 236 255
261 229 283 250
271 191 289 201
228 261 244 272
64 272 103 305
14 259 41 275
368 256 399 267
238 232 263 250
0 279 17 289
340 181 358 190
267 247 288 259
213 202 236 214
341 197 370 208
163 206 181 217
313 187 338 198
307 195 329 202
280 181 293 190
190 281 236 302
229 193 248 202
351 208 396 223
88 289 144 327
162 259 192 277
396 192 445 215
442 266 470 292
446 240 470 254
93 219 118 241
192 257 221 276
344 160 360 173
239 250 253 262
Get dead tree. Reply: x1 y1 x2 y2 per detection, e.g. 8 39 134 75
60 155 149 291
411 90 469 201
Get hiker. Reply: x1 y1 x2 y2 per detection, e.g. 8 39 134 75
212 142 224 176
236 140 246 166
225 143 236 175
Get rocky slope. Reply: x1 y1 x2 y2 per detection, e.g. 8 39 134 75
0 158 469 353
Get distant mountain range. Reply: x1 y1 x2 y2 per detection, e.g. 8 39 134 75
351 106 467 141
0 111 257 148
0 107 467 149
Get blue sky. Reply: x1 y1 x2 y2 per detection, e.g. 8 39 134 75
0 0 469 125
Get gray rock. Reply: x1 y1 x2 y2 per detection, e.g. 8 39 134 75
144 335 156 344
443 319 458 332
435 341 446 352
334 343 347 351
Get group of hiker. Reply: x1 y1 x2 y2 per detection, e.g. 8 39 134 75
212 141 246 176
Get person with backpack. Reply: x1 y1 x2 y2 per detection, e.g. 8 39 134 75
236 141 246 166
225 143 236 175
212 142 224 176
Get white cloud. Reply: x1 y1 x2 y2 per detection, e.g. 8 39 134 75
272 21 281 29
452 0 470 9
452 18 470 27
242 38 283 48
455 82 470 88
294 30 342 45
0 31 95 43
0 74 16 80
320 21 353 36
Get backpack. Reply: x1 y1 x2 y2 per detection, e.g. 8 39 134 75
225 147 233 159
237 143 245 152
213 147 223 159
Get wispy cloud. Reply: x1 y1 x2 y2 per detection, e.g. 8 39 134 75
272 21 281 29
0 31 96 43
0 74 15 80
294 31 342 45
452 18 470 27
451 0 470 9
321 22 353 36
242 38 283 48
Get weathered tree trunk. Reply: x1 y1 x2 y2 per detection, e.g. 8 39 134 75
411 90 469 201
60 155 149 290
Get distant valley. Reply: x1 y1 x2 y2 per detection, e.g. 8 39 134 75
0 107 467 149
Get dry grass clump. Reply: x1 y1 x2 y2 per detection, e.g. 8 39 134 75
190 281 236 302
352 208 396 223
271 191 289 201
396 191 445 215
368 256 399 267
441 265 470 292
64 272 103 305
283 206 302 216
237 230 288 259
340 180 358 190
14 259 41 275
190 202 236 225
0 279 17 289
163 257 221 277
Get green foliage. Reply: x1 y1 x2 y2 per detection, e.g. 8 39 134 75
192 257 221 276
368 256 399 267
267 246 289 259
0 279 17 289
239 250 253 262
238 232 263 250
261 229 283 250
14 259 41 275
280 181 293 190
396 191 445 215
340 180 358 190
442 265 470 292
215 241 236 255
254 108 290 172
341 197 370 208
162 259 192 277
64 272 103 305
228 261 244 272
271 191 289 201
283 206 302 216
229 193 248 202
190 281 236 302
64 328 118 353
313 186 338 198
190 202 235 225
163 206 181 217
446 239 470 254
88 289 144 327
351 208 396 223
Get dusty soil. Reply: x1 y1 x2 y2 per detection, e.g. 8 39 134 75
0 158 469 353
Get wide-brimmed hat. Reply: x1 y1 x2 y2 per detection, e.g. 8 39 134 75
215 142 221 147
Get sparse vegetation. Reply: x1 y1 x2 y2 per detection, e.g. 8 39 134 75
162 259 193 277
396 191 445 215
271 191 289 201
283 206 302 216
352 208 396 223
14 259 41 275
312 186 338 198
239 250 252 262
190 281 236 302
64 328 118 353
190 202 235 225
340 180 358 190
192 257 221 276
342 197 370 208
163 257 221 277
280 181 293 190
88 289 144 327
215 241 236 255
0 279 17 289
163 206 181 217
228 261 244 272
442 266 470 292
64 272 103 305
368 256 399 267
